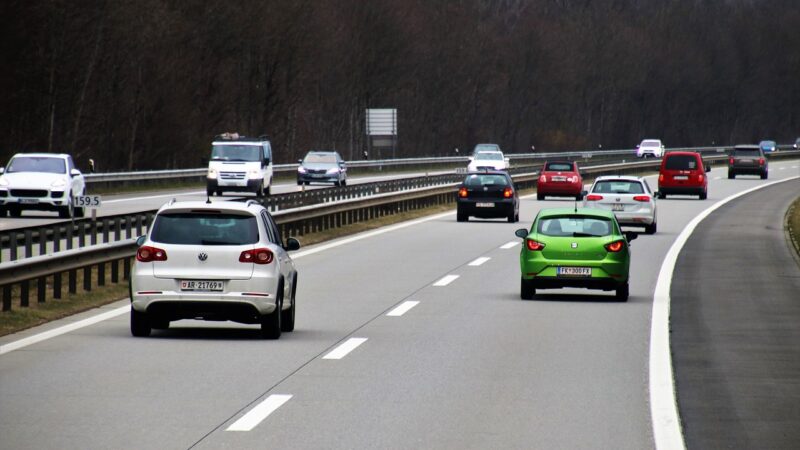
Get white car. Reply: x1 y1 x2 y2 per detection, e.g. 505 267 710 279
636 139 665 158
207 133 273 197
130 200 300 339
583 175 658 234
467 150 509 172
0 153 86 218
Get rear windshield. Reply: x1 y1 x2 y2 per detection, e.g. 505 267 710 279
474 152 503 161
464 174 509 187
150 213 259 245
664 155 698 170
592 180 644 194
537 216 613 237
641 140 660 146
7 156 66 174
733 149 760 157
545 162 574 172
304 153 337 164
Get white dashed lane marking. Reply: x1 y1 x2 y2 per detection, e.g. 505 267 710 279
433 275 459 286
468 257 491 266
323 337 368 360
500 241 519 249
226 394 292 432
386 301 420 317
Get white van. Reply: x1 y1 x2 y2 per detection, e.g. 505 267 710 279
207 133 273 197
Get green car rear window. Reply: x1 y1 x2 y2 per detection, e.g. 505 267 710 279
537 216 613 237
465 174 509 187
151 213 259 245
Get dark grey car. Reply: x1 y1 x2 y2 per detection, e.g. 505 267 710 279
728 145 768 179
297 151 347 186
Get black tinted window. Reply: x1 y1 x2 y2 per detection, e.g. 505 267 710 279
151 213 259 245
733 149 760 157
464 174 509 187
664 155 698 170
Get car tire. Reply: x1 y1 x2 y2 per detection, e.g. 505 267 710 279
699 191 707 200
657 192 666 199
74 190 86 218
9 207 21 217
341 179 347 187
456 208 467 222
616 282 629 302
256 182 264 198
58 194 74 219
645 221 657 235
207 187 215 196
216 190 223 196
261 286 282 340
281 276 297 332
761 171 768 180
727 171 734 179
537 192 544 201
0 208 6 218
151 319 170 330
130 307 152 337
297 179 302 186
264 182 271 196
575 192 583 201
521 278 536 300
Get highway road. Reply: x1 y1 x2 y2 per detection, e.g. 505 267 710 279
0 170 452 232
0 161 798 449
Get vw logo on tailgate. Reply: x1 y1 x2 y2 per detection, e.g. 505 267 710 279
198 252 208 261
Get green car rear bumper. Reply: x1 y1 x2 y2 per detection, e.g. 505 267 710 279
520 254 629 290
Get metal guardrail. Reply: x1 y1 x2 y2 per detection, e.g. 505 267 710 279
2 150 798 312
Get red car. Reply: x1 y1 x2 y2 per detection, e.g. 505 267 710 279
537 161 584 200
657 151 710 199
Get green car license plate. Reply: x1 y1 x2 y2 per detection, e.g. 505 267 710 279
557 267 592 277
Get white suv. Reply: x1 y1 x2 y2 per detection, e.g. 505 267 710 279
636 139 665 158
130 200 300 339
207 133 273 197
0 153 86 218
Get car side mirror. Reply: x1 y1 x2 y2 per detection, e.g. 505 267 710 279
635 145 640 149
515 228 529 239
70 168 81 177
136 235 146 246
504 158 510 164
297 159 303 164
625 231 638 243
581 190 588 197
705 165 711 172
0 167 4 175
468 156 474 162
284 237 300 251
264 158 271 166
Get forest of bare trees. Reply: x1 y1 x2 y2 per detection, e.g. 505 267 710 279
1 0 799 171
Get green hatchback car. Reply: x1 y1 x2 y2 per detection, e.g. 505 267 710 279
515 208 638 301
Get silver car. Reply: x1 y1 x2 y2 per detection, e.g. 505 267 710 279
130 200 300 339
583 175 658 234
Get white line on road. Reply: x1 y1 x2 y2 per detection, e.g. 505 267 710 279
468 256 491 266
323 337 368 360
386 301 420 317
226 394 292 432
0 305 129 356
713 176 722 180
433 275 459 286
500 241 519 249
649 175 799 450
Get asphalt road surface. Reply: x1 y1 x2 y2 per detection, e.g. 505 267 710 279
0 161 798 449
671 178 800 449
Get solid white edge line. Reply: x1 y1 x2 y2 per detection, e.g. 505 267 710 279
0 305 130 356
323 337 368 360
468 256 491 266
386 301 420 317
649 175 800 450
500 241 519 249
433 274 459 286
226 394 292 432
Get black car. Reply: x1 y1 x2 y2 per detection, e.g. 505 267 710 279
728 145 768 179
456 171 519 223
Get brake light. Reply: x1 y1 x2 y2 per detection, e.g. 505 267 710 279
759 158 765 166
526 239 545 251
136 246 167 262
458 187 468 198
729 157 734 165
698 174 704 182
239 248 274 264
539 175 547 183
633 195 651 202
586 194 603 201
658 174 664 182
503 187 513 198
604 240 625 252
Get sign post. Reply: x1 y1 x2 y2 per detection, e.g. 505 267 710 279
74 195 102 221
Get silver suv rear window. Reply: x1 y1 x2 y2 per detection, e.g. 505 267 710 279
593 180 644 194
150 213 259 245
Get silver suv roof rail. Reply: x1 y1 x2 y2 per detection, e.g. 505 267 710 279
245 200 261 207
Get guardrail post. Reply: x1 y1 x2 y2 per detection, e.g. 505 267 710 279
135 215 143 236
111 259 119 283
69 269 77 294
55 225 63 252
20 280 29 307
101 219 110 243
114 218 122 242
2 285 10 311
91 221 99 245
38 227 47 256
24 230 33 258
125 216 133 239
37 277 46 303
79 223 87 247
54 273 62 299
83 266 92 291
98 262 106 286
10 232 18 261
123 257 131 281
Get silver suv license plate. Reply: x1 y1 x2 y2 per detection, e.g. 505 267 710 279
181 280 224 291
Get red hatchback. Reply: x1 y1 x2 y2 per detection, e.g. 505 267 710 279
657 151 710 199
537 161 584 200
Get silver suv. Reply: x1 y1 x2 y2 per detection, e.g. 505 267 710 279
130 200 300 339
